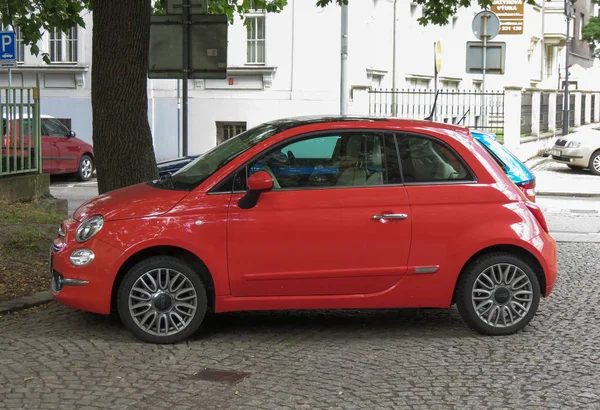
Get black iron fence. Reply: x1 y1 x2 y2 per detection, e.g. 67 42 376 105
582 94 587 124
556 94 564 131
569 94 575 127
521 91 533 135
368 88 505 133
593 95 597 123
539 92 549 133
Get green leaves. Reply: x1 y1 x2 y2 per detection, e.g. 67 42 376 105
0 0 87 61
582 16 600 58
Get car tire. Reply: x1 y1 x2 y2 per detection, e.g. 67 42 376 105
117 256 208 344
589 151 600 176
455 252 541 336
567 165 583 170
77 154 94 181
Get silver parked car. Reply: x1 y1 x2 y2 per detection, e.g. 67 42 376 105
551 128 600 175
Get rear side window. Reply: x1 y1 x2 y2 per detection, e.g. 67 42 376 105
396 133 473 183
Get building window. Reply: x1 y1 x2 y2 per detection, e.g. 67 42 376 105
0 25 25 63
216 121 247 145
579 13 585 40
246 2 265 64
49 26 78 63
406 78 431 89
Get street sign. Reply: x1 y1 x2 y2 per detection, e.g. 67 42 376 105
472 11 500 41
491 0 524 35
465 41 506 74
435 41 442 74
0 31 16 68
167 0 207 14
148 14 228 79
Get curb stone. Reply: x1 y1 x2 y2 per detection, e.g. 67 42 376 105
0 291 53 315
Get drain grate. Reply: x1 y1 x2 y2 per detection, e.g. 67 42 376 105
190 368 251 384
570 209 599 214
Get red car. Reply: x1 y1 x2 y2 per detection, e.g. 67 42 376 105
2 115 94 181
50 116 557 344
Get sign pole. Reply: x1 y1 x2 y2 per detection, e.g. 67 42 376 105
562 0 570 136
182 0 190 156
482 14 488 128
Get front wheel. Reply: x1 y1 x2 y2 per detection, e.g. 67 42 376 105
117 256 207 344
455 253 541 336
589 151 600 176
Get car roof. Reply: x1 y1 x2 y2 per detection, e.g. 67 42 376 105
262 115 472 139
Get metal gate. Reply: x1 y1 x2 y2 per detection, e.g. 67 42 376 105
539 92 549 133
0 82 41 177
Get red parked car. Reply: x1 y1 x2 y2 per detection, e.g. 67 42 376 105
1 114 94 181
50 116 557 343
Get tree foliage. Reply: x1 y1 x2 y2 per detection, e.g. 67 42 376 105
0 0 539 193
583 16 600 58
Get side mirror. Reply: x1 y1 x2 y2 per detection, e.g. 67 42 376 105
247 170 274 191
239 170 274 209
67 130 76 138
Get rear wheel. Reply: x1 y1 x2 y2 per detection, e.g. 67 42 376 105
117 256 207 344
455 253 541 336
589 151 600 176
77 154 94 181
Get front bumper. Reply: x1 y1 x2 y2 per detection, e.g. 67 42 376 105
550 146 590 168
50 234 123 315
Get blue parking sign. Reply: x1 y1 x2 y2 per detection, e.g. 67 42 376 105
0 31 16 64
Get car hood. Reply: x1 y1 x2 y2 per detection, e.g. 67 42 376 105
73 182 189 222
558 130 600 147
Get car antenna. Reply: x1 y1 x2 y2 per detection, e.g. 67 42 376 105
424 90 439 121
456 108 470 125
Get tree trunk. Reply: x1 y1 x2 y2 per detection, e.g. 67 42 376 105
91 0 158 194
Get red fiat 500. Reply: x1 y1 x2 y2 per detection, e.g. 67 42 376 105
50 116 557 344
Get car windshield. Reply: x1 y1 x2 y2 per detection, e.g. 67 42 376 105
157 122 282 190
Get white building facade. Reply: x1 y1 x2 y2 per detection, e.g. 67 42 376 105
2 1 599 160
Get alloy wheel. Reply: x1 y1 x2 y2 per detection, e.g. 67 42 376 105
81 158 93 179
128 268 198 337
593 154 600 174
471 263 534 328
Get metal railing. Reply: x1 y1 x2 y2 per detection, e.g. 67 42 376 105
521 91 533 135
592 95 597 124
540 92 549 133
0 82 41 177
368 88 505 134
582 94 587 124
556 94 564 131
569 94 575 128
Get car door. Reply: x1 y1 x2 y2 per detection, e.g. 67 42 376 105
43 118 79 173
396 132 484 294
226 131 412 297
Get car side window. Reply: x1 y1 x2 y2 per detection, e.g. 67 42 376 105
42 119 69 137
239 132 401 190
396 133 473 183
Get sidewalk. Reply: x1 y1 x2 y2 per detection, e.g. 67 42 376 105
526 158 600 197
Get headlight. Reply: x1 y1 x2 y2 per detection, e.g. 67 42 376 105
75 215 104 243
566 141 581 148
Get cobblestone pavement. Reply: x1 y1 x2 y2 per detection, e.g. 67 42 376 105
1 244 599 409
